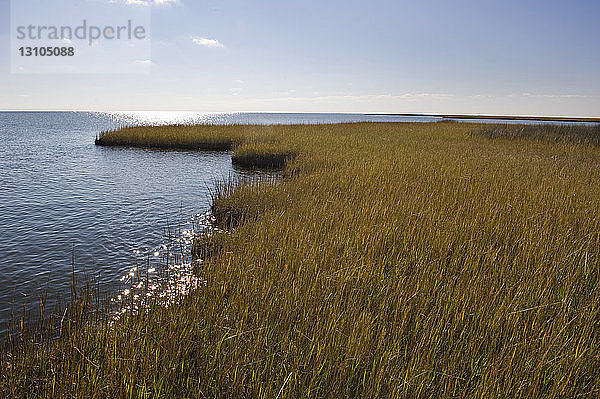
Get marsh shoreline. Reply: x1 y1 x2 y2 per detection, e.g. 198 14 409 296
4 122 600 397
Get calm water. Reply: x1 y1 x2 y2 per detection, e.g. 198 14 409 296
0 111 437 329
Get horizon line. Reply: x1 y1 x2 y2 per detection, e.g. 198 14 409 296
0 109 598 121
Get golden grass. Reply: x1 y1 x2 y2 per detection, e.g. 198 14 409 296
476 124 600 146
4 122 600 398
95 124 247 150
96 124 297 167
231 142 297 168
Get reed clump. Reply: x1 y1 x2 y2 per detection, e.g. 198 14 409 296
231 142 297 169
210 176 285 229
5 122 600 398
192 231 230 261
95 124 247 150
96 124 298 168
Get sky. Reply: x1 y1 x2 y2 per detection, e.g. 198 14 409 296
0 0 599 116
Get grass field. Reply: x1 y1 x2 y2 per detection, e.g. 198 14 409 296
4 122 600 397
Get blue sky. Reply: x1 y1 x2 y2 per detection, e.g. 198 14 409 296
1 0 599 116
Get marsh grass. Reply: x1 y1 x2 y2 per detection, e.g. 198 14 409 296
5 122 600 397
231 143 297 169
95 124 246 150
476 123 600 146
96 124 299 168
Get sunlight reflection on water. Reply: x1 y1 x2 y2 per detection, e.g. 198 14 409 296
110 211 213 318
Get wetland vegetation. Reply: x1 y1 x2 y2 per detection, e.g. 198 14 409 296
4 122 600 398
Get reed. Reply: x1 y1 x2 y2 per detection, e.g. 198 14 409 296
475 123 600 146
231 142 297 169
95 124 246 150
5 122 600 398
95 124 298 168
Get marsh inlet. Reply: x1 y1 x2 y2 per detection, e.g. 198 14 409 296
0 111 426 330
3 111 595 330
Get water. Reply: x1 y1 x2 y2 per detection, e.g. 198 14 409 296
0 111 596 330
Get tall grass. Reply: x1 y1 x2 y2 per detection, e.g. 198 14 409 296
4 122 600 397
476 123 600 146
96 124 297 167
95 124 246 150
231 142 297 169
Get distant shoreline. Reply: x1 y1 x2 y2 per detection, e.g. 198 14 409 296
1 110 599 123
368 113 600 123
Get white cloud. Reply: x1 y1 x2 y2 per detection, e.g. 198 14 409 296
521 92 590 99
135 59 153 65
235 79 245 85
191 36 224 48
110 0 179 6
